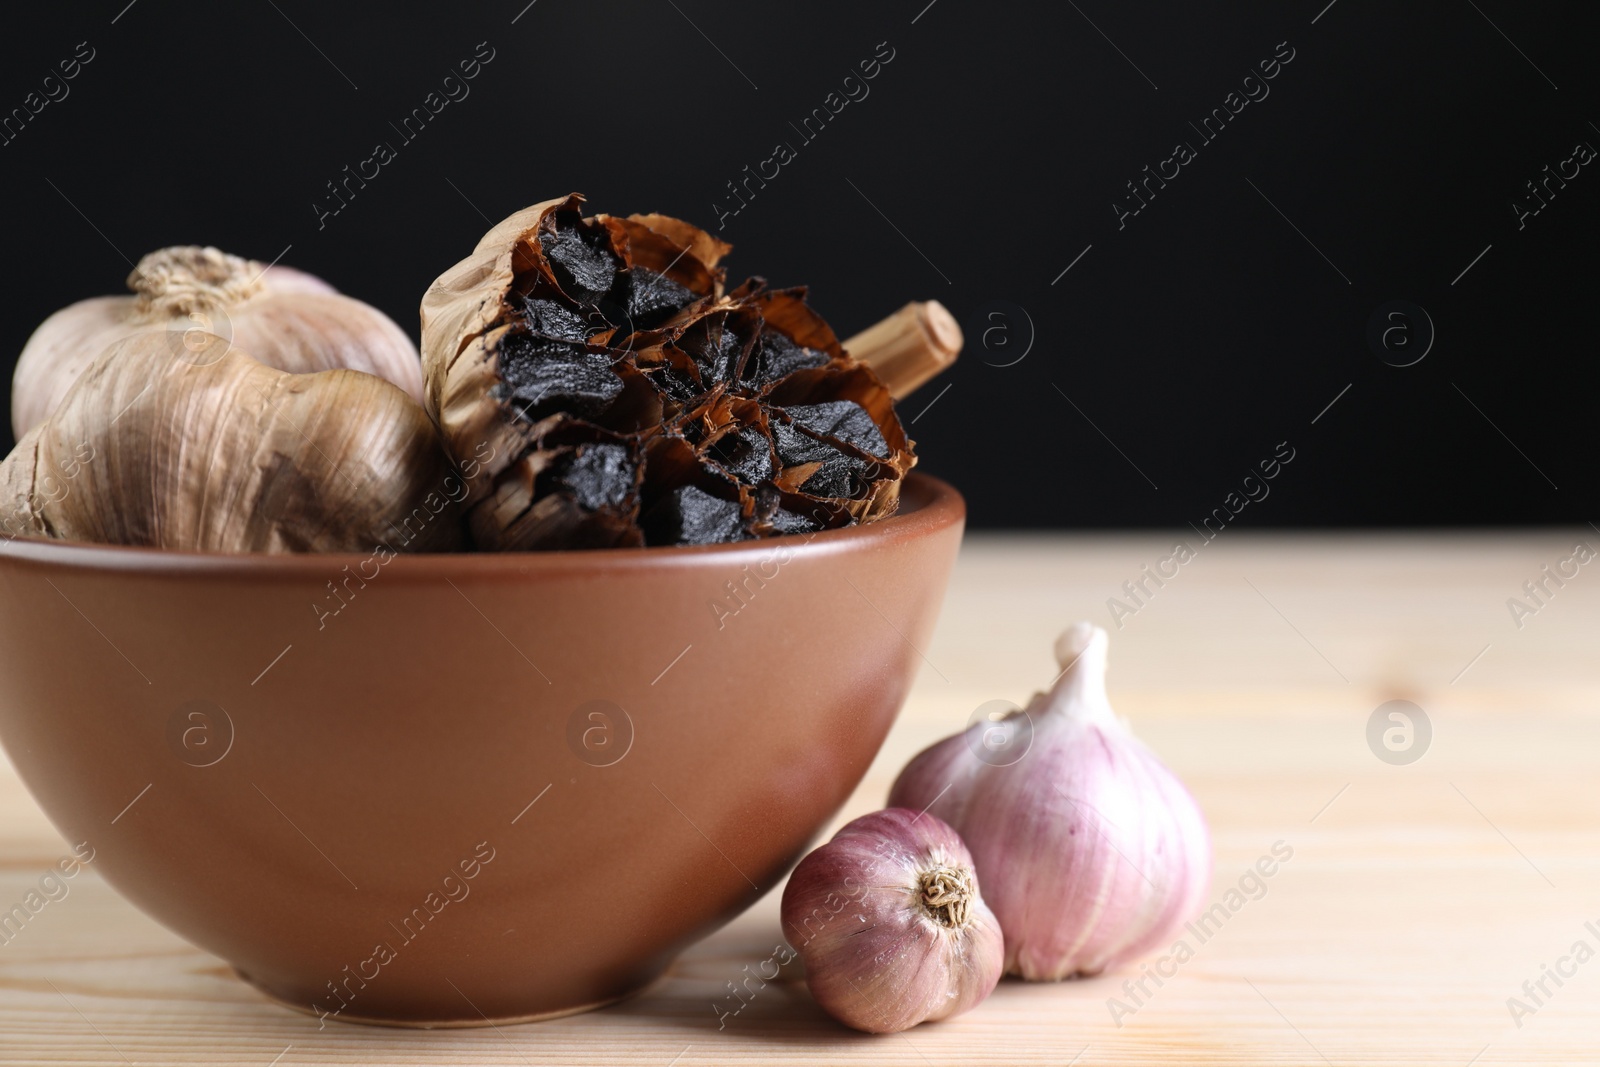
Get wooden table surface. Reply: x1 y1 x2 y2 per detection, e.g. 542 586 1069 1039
4 533 1598 1065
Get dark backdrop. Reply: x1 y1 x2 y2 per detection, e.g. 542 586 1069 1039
1 0 1594 528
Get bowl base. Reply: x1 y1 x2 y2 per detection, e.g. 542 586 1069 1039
237 968 653 1029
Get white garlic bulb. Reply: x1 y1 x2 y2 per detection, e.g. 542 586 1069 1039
888 622 1211 980
780 808 1003 1032
11 245 423 438
1 332 462 554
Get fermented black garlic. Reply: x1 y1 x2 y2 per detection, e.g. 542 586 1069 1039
420 193 918 550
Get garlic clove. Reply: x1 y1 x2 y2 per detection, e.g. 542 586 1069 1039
12 246 422 439
241 263 338 298
888 623 1211 981
780 808 1003 1033
10 297 128 441
0 426 47 540
1 332 462 554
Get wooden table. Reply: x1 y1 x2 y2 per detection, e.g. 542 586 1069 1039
4 533 1598 1065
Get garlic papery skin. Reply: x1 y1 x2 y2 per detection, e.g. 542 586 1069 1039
0 332 462 554
780 808 1003 1034
888 623 1211 981
12 246 423 438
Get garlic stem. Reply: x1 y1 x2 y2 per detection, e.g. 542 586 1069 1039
842 301 962 400
128 246 266 319
1044 621 1112 722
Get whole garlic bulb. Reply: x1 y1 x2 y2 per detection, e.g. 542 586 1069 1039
11 245 423 438
888 623 1211 981
780 808 1003 1033
0 332 462 553
419 193 915 551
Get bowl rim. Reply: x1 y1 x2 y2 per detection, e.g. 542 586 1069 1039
0 472 964 576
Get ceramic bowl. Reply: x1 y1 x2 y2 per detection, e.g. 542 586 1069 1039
0 474 963 1026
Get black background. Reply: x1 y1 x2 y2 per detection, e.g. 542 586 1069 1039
1 0 1594 529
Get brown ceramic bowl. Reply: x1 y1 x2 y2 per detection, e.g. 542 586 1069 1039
0 473 962 1026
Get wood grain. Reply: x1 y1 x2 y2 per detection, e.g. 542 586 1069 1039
3 532 1598 1065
